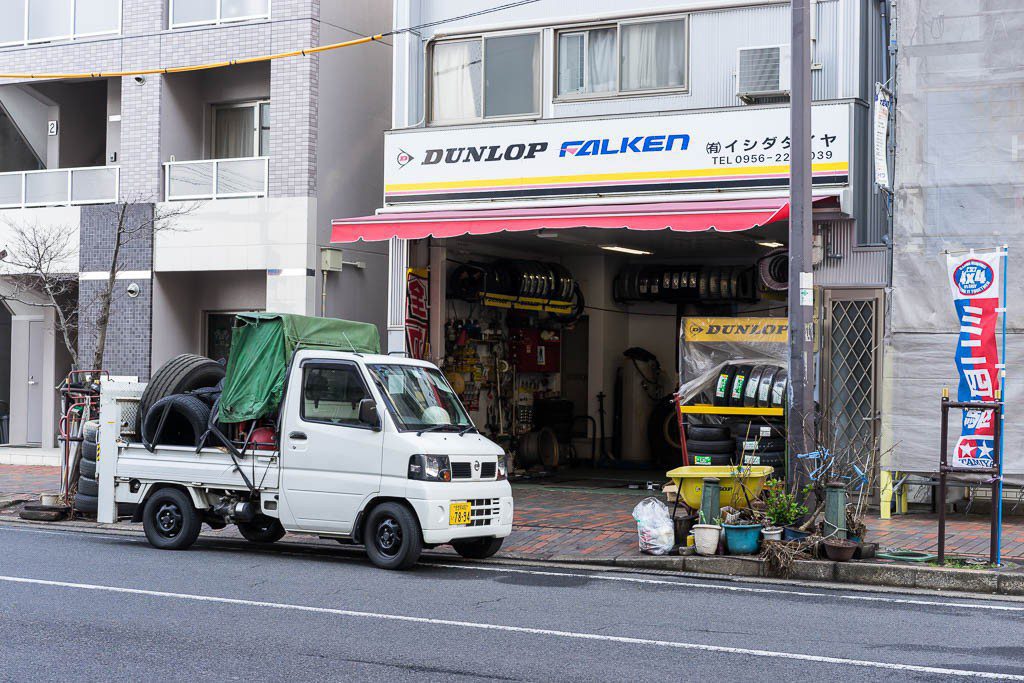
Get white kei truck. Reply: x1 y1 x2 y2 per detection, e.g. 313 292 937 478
95 340 514 570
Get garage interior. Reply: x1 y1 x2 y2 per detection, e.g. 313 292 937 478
417 219 794 492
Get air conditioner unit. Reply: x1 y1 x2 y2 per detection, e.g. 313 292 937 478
736 45 791 100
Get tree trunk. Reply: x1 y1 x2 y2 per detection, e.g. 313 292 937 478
90 209 125 371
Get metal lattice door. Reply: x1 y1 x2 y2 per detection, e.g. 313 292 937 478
822 290 884 489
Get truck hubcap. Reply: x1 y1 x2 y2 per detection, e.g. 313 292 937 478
155 503 183 538
376 518 402 556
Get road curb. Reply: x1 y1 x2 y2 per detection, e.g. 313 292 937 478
583 553 1024 596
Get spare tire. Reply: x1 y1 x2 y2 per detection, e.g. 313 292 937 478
136 354 225 435
143 394 213 448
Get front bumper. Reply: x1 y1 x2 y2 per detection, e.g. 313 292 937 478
408 493 514 545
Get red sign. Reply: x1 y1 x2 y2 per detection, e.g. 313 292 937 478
406 268 429 360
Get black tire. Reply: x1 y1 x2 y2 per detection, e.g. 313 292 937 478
736 421 786 439
770 371 789 408
237 515 286 544
79 457 96 479
74 492 98 514
78 475 98 497
81 438 97 463
686 425 731 441
82 420 99 443
740 451 785 467
364 502 422 570
136 354 225 434
19 504 68 522
452 537 504 560
744 366 767 407
687 438 734 454
688 452 733 466
757 367 780 407
734 436 787 452
729 365 753 406
647 396 682 469
142 394 212 447
713 366 737 406
142 488 202 550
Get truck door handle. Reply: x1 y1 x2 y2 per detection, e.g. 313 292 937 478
289 431 307 441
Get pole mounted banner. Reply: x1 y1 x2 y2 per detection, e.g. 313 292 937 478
946 249 1003 468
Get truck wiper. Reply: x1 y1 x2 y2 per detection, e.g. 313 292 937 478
416 424 459 436
457 424 477 436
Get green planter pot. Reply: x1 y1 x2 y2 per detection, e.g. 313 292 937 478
722 523 763 554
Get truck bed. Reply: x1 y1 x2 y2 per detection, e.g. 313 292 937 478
115 443 280 491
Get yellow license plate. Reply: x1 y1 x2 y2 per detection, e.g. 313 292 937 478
449 502 472 526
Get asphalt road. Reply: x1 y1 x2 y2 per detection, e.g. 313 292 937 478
2 523 1024 681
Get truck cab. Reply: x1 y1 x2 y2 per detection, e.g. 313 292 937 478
100 350 513 570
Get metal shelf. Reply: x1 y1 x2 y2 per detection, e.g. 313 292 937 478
678 404 784 417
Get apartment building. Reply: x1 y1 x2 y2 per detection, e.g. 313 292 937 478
0 0 391 448
332 0 890 468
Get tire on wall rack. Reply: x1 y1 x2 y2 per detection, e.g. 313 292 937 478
686 425 730 441
686 439 734 454
135 354 225 435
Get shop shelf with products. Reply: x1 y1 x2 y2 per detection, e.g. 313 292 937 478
674 395 784 468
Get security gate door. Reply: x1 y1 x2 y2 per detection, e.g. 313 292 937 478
821 289 884 490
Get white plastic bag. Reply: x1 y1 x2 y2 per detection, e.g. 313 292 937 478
631 497 675 555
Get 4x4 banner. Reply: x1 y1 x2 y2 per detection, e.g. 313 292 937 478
946 248 1007 468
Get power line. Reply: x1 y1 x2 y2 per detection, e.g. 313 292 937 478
0 0 546 80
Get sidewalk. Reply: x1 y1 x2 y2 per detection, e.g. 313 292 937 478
4 464 1023 563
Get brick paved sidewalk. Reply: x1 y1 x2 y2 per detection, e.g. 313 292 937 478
4 464 1023 563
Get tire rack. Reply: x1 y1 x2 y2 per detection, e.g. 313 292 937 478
58 370 107 504
673 395 784 467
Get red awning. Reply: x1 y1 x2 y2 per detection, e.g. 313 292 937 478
331 196 839 243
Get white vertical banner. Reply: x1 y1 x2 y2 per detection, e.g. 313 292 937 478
874 84 892 190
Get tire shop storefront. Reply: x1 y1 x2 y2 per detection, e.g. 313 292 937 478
332 103 855 489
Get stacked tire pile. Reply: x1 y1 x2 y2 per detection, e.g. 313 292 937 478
137 354 226 449
684 422 786 468
614 265 757 304
73 420 100 514
712 363 788 409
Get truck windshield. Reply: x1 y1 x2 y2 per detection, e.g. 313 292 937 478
369 364 473 432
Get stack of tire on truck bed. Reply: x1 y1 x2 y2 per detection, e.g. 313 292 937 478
72 354 226 516
137 354 226 448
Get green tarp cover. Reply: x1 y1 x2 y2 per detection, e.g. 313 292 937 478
217 313 380 423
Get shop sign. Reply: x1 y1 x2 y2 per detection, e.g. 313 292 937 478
384 103 851 205
684 317 789 343
405 268 429 360
946 250 1004 469
873 84 892 190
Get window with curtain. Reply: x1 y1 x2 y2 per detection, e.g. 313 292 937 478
556 17 687 98
212 101 268 159
430 33 539 124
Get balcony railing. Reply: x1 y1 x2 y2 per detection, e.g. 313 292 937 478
163 157 269 201
0 166 119 209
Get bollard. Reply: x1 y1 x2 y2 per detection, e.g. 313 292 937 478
823 480 847 539
699 477 721 525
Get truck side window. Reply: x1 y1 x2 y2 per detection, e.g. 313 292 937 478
301 364 368 426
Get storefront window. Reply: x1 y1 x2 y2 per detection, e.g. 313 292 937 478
430 33 539 124
556 17 688 98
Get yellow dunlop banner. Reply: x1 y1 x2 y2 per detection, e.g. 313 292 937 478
684 317 789 343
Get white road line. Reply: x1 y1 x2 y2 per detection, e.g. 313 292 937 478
0 574 1019 680
429 562 1024 613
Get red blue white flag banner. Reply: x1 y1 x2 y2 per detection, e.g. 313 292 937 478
947 250 1003 468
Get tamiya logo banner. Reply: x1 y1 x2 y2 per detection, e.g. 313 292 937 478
947 250 1002 468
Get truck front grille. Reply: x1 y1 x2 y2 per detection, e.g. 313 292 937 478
451 462 472 479
468 498 499 526
480 462 496 478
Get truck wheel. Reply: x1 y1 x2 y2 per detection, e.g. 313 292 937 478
142 488 202 550
237 515 286 544
452 537 503 560
364 503 422 570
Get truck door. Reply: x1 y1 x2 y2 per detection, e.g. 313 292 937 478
280 360 383 533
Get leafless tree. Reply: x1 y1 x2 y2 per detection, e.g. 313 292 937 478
0 197 196 371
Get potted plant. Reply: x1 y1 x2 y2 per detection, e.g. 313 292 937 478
762 479 809 540
761 526 783 542
692 510 721 556
719 506 763 555
823 538 858 562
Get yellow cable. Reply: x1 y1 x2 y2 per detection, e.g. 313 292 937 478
0 33 387 80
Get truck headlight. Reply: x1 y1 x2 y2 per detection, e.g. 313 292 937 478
496 455 508 481
408 454 451 482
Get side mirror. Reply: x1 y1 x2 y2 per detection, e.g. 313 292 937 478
358 398 381 431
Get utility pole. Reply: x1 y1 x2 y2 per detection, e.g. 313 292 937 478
788 0 814 479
